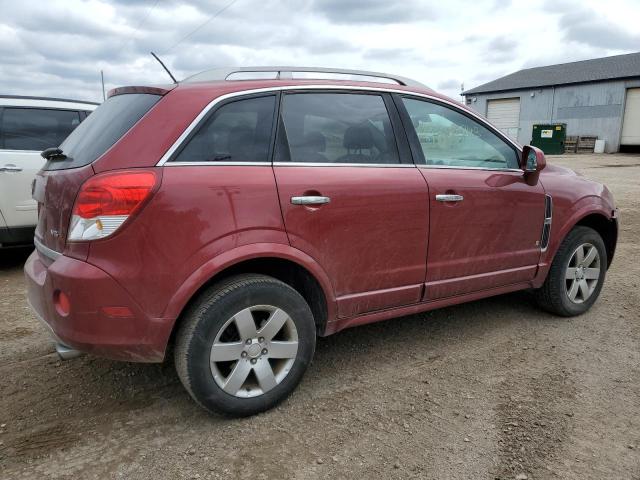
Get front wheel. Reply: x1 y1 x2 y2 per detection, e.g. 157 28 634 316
535 226 607 316
175 274 316 416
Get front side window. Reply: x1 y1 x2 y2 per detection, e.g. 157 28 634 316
402 97 519 169
1 108 80 151
173 95 276 163
277 93 400 164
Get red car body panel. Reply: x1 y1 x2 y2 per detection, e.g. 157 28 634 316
86 166 287 319
273 165 429 318
532 164 617 287
421 168 546 298
25 251 169 361
24 78 618 362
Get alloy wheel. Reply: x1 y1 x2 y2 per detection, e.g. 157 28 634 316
565 243 601 304
209 305 299 398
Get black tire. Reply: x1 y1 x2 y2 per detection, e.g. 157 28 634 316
534 226 607 316
174 274 316 416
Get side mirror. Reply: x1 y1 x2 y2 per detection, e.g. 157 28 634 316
521 145 546 184
521 145 546 172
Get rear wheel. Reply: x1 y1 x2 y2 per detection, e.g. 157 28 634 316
535 226 607 316
175 274 316 416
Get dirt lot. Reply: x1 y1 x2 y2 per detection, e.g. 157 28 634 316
0 153 638 479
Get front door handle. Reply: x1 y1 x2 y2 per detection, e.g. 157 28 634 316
0 164 22 173
435 194 463 202
291 196 331 205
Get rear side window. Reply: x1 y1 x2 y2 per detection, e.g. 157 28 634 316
172 95 276 163
0 108 80 151
45 93 160 171
277 93 400 164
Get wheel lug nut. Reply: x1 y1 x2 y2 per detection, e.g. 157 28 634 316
250 358 257 364
245 339 252 345
241 351 247 358
262 348 268 355
258 337 265 343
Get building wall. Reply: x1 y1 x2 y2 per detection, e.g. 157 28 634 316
466 78 640 153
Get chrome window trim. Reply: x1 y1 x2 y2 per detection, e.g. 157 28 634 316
540 195 553 252
163 161 271 167
0 149 42 154
34 236 61 261
273 162 415 168
157 85 522 167
418 165 523 173
163 161 416 168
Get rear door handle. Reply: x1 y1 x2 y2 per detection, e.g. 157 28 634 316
0 164 22 172
291 196 331 205
435 194 464 202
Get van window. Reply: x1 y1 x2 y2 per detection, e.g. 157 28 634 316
276 93 400 164
1 108 80 151
172 95 276 163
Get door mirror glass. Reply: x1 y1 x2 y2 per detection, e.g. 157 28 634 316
521 145 546 174
525 150 537 172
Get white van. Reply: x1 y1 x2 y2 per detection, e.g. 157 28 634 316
0 96 97 247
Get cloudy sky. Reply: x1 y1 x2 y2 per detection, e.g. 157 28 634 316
1 0 639 103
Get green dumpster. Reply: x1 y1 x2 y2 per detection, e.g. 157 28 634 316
531 123 567 155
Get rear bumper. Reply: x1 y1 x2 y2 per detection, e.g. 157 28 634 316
24 250 173 362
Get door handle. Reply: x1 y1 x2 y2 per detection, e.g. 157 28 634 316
435 194 464 202
291 196 331 205
0 164 22 172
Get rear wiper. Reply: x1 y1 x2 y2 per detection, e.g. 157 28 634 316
41 147 68 161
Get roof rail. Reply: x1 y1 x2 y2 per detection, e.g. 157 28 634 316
0 94 100 105
183 66 428 88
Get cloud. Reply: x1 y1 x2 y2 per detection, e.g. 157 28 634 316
437 79 461 91
362 47 423 63
481 36 519 63
311 0 439 24
0 0 638 103
559 10 640 49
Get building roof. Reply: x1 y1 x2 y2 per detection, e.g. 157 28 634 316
463 51 640 95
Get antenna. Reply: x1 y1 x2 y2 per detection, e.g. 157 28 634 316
150 52 178 83
100 70 106 101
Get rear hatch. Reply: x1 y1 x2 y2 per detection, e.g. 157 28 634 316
33 92 163 256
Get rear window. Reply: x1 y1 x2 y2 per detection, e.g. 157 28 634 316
0 108 81 151
45 93 160 171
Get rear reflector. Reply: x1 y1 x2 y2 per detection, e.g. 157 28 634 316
54 290 71 316
68 170 158 241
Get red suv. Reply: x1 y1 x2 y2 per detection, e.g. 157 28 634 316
25 67 618 416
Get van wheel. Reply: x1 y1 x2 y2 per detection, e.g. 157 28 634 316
175 274 316 416
534 226 607 316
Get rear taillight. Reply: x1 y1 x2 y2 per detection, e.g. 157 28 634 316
68 170 158 241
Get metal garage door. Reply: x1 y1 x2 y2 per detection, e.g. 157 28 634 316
487 98 521 140
621 88 640 145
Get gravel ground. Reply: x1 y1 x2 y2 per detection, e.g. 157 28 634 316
0 153 638 480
